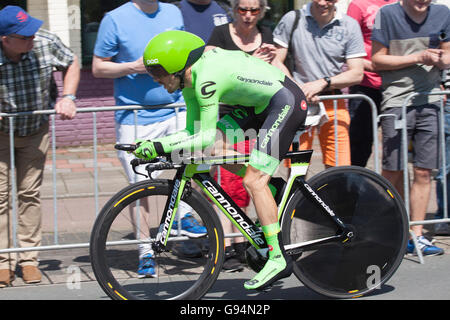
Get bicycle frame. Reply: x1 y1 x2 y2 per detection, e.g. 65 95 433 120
153 149 350 254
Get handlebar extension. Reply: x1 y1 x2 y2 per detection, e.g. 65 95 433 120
114 144 137 152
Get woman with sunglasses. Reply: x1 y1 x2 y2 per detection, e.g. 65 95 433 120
206 0 275 63
204 0 277 273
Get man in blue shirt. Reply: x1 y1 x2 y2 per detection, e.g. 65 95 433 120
92 0 185 183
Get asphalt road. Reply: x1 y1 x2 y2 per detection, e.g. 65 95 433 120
1 252 449 301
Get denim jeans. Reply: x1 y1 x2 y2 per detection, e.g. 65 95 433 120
435 99 450 219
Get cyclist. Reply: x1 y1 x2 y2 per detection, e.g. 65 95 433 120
134 30 308 291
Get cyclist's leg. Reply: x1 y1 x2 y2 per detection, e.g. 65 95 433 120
215 105 292 283
243 77 307 290
242 165 291 290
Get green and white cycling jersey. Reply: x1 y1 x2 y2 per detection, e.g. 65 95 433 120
152 48 307 175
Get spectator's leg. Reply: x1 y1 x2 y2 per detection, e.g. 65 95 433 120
14 123 49 269
380 107 405 198
319 99 351 167
349 86 381 167
382 169 404 199
0 132 15 272
410 167 432 236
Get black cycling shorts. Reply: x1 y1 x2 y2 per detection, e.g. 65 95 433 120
217 76 307 175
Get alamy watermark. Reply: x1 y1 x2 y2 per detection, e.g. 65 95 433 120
66 265 81 290
366 265 382 290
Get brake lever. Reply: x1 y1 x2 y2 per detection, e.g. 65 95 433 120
131 158 149 179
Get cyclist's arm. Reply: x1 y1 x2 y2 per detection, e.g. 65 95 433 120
151 88 218 155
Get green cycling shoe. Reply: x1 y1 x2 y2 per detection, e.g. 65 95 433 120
244 223 293 291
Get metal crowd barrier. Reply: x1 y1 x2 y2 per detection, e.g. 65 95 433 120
399 91 450 264
0 94 394 256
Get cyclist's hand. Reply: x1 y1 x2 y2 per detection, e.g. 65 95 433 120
134 139 158 160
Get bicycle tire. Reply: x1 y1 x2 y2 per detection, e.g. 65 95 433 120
281 166 408 299
90 179 225 300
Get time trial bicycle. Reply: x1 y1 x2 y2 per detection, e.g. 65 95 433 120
89 144 408 300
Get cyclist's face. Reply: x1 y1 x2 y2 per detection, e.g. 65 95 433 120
146 64 180 92
153 73 180 93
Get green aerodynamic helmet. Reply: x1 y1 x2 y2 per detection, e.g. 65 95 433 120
143 30 205 78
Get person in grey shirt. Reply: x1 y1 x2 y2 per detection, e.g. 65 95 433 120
372 0 450 256
273 0 365 168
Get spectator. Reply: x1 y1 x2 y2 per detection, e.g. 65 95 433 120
346 0 396 167
372 0 450 255
0 6 79 287
176 0 232 43
92 0 204 278
273 0 365 168
207 0 275 63
435 69 450 235
206 0 276 272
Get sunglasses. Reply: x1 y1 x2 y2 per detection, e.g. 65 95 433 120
145 64 169 79
237 6 261 16
8 34 34 40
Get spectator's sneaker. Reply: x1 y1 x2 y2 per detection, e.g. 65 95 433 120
137 253 157 278
170 213 207 238
406 236 444 256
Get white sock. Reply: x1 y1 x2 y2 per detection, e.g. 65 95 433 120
138 243 154 259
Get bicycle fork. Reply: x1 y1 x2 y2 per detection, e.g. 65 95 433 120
152 168 189 253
